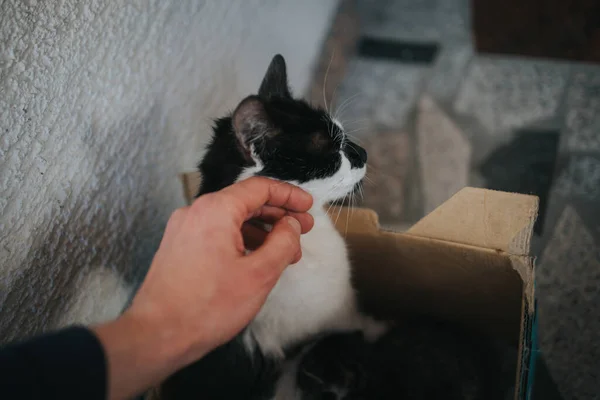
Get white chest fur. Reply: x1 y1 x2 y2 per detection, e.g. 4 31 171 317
246 207 364 357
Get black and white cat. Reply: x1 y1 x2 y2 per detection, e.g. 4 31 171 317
160 55 386 400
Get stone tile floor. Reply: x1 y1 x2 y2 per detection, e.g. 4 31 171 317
308 1 600 399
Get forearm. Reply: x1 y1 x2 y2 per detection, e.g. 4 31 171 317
0 326 106 400
92 311 204 400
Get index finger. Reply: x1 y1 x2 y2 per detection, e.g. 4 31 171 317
216 176 313 227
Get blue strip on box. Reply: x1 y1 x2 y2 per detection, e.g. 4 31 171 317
517 285 538 400
526 299 539 399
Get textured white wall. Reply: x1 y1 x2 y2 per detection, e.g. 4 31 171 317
0 0 338 342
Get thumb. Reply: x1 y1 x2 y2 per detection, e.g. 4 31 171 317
245 216 302 273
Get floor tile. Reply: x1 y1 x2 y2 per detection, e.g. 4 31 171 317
360 130 411 223
306 0 360 108
454 58 570 136
553 155 600 203
417 95 471 214
563 70 600 153
425 42 474 104
537 205 600 400
335 59 427 132
478 129 560 235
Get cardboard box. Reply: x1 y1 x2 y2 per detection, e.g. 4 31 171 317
177 172 539 400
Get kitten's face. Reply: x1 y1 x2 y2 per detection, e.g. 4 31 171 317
198 55 367 206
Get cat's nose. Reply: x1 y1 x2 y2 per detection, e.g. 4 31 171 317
356 145 367 163
345 142 367 168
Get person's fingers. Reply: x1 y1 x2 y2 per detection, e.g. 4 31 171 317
216 177 313 227
288 212 314 234
248 206 314 234
244 216 303 276
242 221 269 250
242 211 313 250
248 205 287 222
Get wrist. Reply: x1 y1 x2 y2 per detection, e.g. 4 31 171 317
121 309 193 366
92 309 205 399
122 304 214 366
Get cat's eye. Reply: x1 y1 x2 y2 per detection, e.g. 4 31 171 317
308 132 333 153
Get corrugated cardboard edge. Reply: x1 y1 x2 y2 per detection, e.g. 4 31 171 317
404 187 538 310
180 172 202 203
325 207 381 235
514 258 537 400
407 187 539 256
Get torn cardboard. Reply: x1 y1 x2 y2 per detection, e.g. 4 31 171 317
178 172 539 400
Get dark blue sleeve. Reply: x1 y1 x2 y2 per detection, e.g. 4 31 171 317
0 326 107 400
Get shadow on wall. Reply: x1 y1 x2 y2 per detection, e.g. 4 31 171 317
0 105 172 343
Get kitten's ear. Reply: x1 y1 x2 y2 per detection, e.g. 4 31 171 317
232 96 272 158
258 54 292 99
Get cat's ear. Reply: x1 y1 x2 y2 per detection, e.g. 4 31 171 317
258 54 292 99
232 96 273 158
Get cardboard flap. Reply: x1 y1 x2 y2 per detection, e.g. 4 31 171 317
407 187 539 256
180 172 202 203
345 231 524 343
326 206 380 235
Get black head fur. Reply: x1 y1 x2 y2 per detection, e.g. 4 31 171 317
196 54 366 197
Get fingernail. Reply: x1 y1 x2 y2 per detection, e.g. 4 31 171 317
287 217 301 234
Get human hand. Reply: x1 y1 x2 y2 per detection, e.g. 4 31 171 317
133 176 314 353
94 177 313 399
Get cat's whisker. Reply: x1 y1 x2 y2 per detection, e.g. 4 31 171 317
324 115 334 143
334 93 360 121
365 169 394 181
325 184 341 216
334 195 345 228
325 196 337 216
341 117 371 125
371 170 400 183
330 78 342 113
344 201 349 237
326 200 335 218
360 178 372 187
341 123 371 132
322 49 336 113
346 141 364 161
366 163 386 175
345 192 353 238
300 368 325 385
366 164 402 181
336 123 344 146
344 126 369 135
344 130 367 140
343 134 366 144
362 175 375 186
350 190 354 214
345 130 365 137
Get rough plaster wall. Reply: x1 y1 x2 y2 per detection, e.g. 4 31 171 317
0 0 338 343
